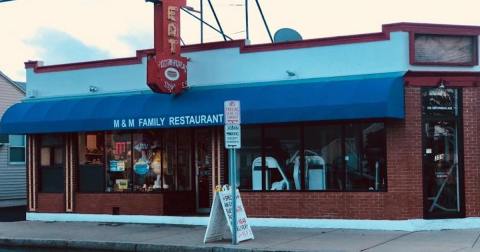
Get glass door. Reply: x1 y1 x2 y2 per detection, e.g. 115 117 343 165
422 88 464 218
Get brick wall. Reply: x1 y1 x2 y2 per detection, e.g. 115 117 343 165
75 192 195 215
37 193 64 213
241 86 424 220
75 193 165 215
462 87 480 217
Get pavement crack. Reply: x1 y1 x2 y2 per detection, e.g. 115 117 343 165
450 246 469 252
262 228 340 250
472 230 480 248
360 231 417 252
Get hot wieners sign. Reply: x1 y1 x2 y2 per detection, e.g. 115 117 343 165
147 0 188 94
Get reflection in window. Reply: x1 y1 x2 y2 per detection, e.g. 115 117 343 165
39 135 65 193
345 123 386 191
237 122 387 192
263 126 300 191
236 127 262 190
304 125 343 190
163 130 176 191
106 133 132 192
176 129 192 191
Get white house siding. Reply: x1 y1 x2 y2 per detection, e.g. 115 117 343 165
0 74 26 207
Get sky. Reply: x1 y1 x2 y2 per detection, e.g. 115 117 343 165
0 0 479 81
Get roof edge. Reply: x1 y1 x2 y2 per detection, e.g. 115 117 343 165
25 22 480 74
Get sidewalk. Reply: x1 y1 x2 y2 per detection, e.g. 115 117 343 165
0 221 479 252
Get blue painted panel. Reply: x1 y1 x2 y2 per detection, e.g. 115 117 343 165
1 75 404 134
26 32 411 99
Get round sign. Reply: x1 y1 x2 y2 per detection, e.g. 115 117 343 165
164 67 180 81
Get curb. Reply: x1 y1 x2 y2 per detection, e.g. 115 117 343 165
0 238 281 252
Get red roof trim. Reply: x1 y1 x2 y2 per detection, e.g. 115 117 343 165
25 22 480 74
405 71 480 87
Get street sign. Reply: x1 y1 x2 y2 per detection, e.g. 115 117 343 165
223 100 242 245
224 100 241 125
225 124 241 149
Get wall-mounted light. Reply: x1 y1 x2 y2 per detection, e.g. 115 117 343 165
438 80 446 89
89 85 99 93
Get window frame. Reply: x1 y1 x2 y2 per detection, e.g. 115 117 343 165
8 135 26 165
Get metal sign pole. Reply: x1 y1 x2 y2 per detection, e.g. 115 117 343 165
231 148 237 245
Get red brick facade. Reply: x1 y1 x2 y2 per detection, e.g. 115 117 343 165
74 192 195 215
462 87 480 217
37 193 65 213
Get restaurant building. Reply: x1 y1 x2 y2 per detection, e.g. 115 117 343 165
2 22 480 229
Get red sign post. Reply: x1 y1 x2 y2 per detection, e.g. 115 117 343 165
147 0 188 94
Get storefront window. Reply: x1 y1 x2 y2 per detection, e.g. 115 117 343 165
105 132 132 192
78 133 105 192
39 134 65 193
304 125 343 190
132 131 157 192
236 122 387 192
237 127 262 190
345 123 386 191
263 126 300 191
163 130 176 191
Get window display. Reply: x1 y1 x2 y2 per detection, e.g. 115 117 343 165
132 131 167 192
75 129 192 193
106 133 132 192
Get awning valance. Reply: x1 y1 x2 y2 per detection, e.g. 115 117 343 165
0 74 404 134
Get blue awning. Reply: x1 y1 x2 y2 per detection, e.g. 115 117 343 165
0 75 404 134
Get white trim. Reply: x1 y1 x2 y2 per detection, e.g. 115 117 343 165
26 212 480 231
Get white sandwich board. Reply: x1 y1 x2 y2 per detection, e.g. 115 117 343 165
204 186 254 243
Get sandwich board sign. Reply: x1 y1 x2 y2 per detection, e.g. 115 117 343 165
203 185 254 243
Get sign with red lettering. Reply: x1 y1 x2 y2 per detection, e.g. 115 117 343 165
147 0 188 95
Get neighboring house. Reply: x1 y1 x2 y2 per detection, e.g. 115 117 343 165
0 70 26 207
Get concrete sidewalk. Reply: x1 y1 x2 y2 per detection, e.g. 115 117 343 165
0 221 479 252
